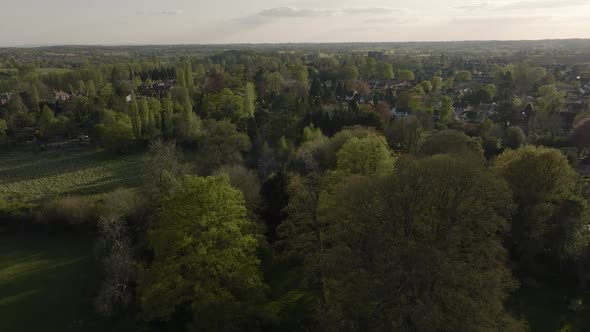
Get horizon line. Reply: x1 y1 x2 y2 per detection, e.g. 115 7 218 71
2 38 590 49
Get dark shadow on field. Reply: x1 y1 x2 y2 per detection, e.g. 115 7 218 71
0 233 108 332
509 286 590 332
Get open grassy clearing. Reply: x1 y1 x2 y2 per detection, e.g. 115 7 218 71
0 232 108 332
510 286 590 332
0 148 145 203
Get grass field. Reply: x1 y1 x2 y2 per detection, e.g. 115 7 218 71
510 286 590 332
0 232 109 332
0 148 145 203
0 148 144 331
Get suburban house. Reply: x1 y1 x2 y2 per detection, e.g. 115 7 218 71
0 92 13 105
54 90 71 101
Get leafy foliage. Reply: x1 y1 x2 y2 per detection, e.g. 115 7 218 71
138 176 265 330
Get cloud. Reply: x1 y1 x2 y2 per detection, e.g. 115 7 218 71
453 2 493 11
257 7 327 18
363 17 412 26
236 7 326 25
451 15 551 25
236 6 408 25
341 7 407 15
500 0 587 10
454 0 588 11
160 9 184 15
137 9 184 16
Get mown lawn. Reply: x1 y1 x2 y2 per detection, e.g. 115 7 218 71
0 232 109 332
0 148 144 202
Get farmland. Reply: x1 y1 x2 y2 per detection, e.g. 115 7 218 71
0 148 144 203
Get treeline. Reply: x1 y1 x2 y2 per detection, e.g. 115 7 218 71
56 132 587 331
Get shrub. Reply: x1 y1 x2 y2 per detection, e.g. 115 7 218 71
41 196 98 228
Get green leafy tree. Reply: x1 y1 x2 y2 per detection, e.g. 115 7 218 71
7 94 27 114
288 63 309 82
514 63 546 92
302 124 326 144
493 146 583 272
377 62 394 80
202 88 245 120
536 84 566 114
431 76 443 91
264 72 286 94
31 85 40 113
86 80 97 98
138 176 264 330
419 80 433 93
439 96 454 124
148 98 161 132
38 105 56 138
455 70 472 82
77 80 86 94
213 165 263 217
183 60 194 93
419 130 484 161
572 117 590 153
144 139 186 196
244 82 257 118
138 98 150 138
0 119 7 143
318 155 523 331
129 99 141 139
96 110 135 153
161 96 174 138
98 83 114 103
336 135 394 176
199 119 251 172
175 67 186 89
340 64 359 80
484 84 497 101
171 86 194 137
277 172 329 326
360 57 377 79
397 69 415 81
385 117 423 154
503 126 526 149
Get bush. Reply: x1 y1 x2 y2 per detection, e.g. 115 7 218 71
41 196 99 228
504 126 526 149
95 121 135 153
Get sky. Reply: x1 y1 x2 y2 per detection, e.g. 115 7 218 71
0 0 589 46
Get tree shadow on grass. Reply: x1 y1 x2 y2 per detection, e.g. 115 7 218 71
0 150 141 187
0 234 107 332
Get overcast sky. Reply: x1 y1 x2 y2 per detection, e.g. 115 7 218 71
1 0 589 46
